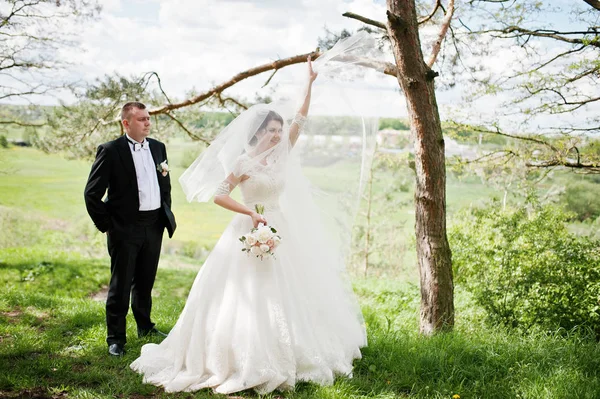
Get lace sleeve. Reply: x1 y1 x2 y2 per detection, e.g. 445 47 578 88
291 113 307 132
214 181 232 197
232 154 250 178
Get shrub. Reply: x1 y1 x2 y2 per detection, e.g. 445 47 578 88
562 180 600 221
379 118 409 131
450 198 600 335
0 134 8 148
180 142 207 168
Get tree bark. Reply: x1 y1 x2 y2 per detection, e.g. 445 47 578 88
386 0 454 334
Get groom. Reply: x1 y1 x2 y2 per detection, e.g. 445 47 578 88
84 102 176 357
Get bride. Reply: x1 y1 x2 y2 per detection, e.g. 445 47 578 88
130 34 379 395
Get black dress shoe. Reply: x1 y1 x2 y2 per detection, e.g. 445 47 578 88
108 343 125 356
137 327 168 339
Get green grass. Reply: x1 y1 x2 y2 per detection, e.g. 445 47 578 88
0 145 233 251
1 248 599 398
2 146 600 398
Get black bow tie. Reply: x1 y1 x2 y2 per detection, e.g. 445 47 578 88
127 139 148 151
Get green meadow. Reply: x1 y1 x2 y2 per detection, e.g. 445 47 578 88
1 144 599 399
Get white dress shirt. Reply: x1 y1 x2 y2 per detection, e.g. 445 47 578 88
126 134 161 211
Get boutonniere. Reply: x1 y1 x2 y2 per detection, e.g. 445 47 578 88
157 160 170 177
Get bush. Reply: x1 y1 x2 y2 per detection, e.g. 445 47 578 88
0 135 8 148
379 118 409 131
562 180 600 221
180 142 207 168
450 198 600 335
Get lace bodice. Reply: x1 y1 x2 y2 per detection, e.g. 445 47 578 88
239 164 285 211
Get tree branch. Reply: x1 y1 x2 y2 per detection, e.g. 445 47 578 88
334 55 399 76
452 123 600 172
582 0 600 11
0 120 44 127
475 26 600 48
216 92 248 111
526 158 600 172
507 46 586 79
342 12 386 30
148 51 321 116
419 0 442 24
457 149 517 164
427 0 455 67
98 50 397 127
262 69 278 88
164 112 210 145
453 123 560 152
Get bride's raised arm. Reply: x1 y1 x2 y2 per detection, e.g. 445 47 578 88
289 56 318 147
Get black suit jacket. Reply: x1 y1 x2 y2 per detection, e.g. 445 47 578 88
84 135 176 238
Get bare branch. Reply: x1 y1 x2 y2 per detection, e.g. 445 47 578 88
0 120 44 127
452 123 600 172
216 93 248 110
523 86 600 112
458 149 518 164
582 0 600 11
526 158 600 172
419 0 442 24
164 112 210 145
334 54 398 76
262 69 278 88
453 123 560 152
427 0 455 67
342 12 386 30
565 66 600 83
141 71 172 104
507 46 586 79
474 26 600 48
148 51 321 116
94 50 397 126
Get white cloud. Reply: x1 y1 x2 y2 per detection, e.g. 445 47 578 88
9 0 592 129
51 0 404 115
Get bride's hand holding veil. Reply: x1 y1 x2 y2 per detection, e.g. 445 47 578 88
307 55 318 83
289 56 318 146
212 55 317 225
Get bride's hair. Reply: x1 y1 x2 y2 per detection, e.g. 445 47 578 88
249 110 283 146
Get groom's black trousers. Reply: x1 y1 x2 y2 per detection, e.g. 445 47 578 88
106 209 163 346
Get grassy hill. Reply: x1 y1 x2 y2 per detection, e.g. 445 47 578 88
1 144 600 398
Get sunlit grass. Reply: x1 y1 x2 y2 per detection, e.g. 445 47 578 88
1 249 599 398
2 146 600 398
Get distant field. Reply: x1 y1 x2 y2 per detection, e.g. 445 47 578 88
11 137 598 272
0 143 511 280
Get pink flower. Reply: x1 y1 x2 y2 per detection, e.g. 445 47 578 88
266 239 274 249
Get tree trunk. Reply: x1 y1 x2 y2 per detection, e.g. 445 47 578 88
386 0 454 334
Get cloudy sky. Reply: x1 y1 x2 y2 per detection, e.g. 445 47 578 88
59 0 408 116
6 0 592 127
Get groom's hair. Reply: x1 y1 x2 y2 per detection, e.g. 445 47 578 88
121 102 147 121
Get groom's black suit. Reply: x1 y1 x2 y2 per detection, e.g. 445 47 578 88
84 135 176 346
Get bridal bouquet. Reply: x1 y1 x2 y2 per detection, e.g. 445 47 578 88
239 205 282 259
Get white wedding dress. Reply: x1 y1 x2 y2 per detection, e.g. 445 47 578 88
130 156 367 394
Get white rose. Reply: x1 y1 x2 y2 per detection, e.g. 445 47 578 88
260 244 270 253
256 227 272 244
246 235 257 245
250 245 263 256
271 236 281 248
